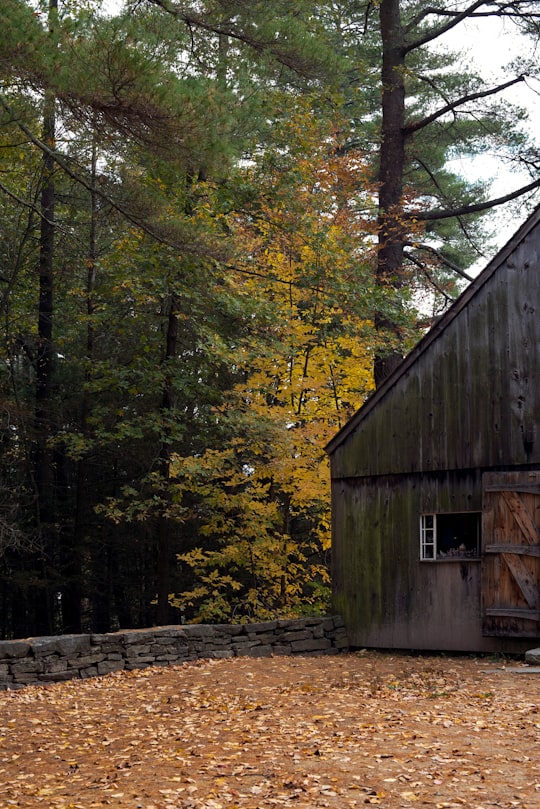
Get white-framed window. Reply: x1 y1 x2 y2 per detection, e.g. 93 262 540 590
420 513 436 559
420 512 481 560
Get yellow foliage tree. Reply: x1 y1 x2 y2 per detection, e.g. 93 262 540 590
170 98 387 621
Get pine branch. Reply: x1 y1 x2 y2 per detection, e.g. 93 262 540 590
145 0 327 76
404 1 540 54
0 93 219 257
404 0 490 52
0 180 55 229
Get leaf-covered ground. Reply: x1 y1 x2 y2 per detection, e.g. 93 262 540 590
0 651 539 808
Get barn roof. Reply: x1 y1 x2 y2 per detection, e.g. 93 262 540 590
326 203 540 456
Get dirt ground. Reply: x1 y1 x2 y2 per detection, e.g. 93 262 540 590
0 651 538 809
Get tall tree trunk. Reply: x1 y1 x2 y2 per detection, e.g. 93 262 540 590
63 131 100 634
374 0 407 388
33 0 58 633
156 293 179 625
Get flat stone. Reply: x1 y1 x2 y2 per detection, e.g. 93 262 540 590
90 634 113 644
55 635 91 657
151 637 185 647
120 630 157 645
281 630 311 642
80 666 98 678
291 638 332 653
242 621 278 633
94 643 123 654
213 624 243 636
42 659 68 674
0 640 31 658
97 660 125 675
235 645 273 657
246 632 277 643
69 654 106 667
125 644 151 656
38 671 74 682
525 647 540 664
277 619 300 629
31 634 91 657
152 627 187 638
481 666 540 675
10 658 42 674
516 667 540 673
182 625 217 638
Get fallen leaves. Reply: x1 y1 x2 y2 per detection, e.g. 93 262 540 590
0 653 538 808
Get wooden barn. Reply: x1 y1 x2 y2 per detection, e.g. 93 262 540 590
327 206 540 653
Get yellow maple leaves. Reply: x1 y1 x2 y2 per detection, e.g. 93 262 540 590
167 97 382 621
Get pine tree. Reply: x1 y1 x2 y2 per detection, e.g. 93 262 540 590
316 0 540 383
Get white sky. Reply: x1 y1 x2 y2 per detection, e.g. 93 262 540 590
435 15 540 260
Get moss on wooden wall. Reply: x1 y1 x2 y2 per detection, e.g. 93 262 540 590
332 469 536 652
329 212 540 653
330 232 540 480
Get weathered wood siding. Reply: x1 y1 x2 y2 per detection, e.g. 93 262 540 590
332 470 534 652
481 471 540 638
330 224 540 478
329 210 540 651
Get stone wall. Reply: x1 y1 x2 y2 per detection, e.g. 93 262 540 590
0 616 348 689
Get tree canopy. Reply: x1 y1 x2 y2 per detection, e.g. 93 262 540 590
0 0 538 636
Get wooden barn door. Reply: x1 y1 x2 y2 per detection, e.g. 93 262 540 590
481 471 540 637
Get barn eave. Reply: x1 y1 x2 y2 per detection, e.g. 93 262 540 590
325 203 540 457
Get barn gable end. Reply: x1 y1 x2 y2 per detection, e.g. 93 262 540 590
327 206 540 653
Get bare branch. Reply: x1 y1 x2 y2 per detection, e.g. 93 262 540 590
404 241 474 281
404 249 458 303
405 0 486 32
404 75 527 136
411 176 540 221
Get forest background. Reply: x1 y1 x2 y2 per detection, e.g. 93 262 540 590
0 0 539 639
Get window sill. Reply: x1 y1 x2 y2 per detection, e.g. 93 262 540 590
420 557 481 562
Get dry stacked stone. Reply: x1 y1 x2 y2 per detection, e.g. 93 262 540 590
0 616 348 689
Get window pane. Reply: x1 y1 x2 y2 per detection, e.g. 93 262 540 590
422 543 435 559
420 514 436 560
436 513 480 558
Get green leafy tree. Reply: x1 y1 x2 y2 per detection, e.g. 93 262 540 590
0 0 334 635
2 0 537 636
